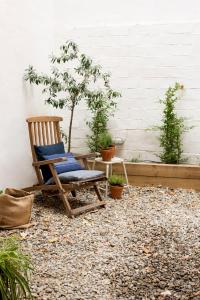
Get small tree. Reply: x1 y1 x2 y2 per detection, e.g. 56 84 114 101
156 82 189 164
25 41 120 152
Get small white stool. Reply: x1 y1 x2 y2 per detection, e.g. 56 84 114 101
92 156 130 197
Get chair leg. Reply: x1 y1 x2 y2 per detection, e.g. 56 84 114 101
71 190 77 197
59 192 73 218
94 184 105 203
42 191 49 201
70 184 106 217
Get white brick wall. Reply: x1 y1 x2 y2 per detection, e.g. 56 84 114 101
56 23 200 163
1 0 200 189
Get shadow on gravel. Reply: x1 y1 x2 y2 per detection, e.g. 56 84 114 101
108 227 200 300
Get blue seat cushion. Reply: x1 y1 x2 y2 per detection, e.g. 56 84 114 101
34 142 65 182
43 152 84 175
45 170 105 184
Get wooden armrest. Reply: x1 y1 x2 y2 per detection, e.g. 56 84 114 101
33 157 67 167
74 153 97 160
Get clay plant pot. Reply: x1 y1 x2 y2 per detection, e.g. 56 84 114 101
101 148 113 161
110 185 124 199
109 144 116 158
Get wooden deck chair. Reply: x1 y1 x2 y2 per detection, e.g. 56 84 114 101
26 116 106 218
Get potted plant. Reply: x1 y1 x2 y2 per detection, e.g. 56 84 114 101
108 174 125 199
98 132 113 161
109 141 116 158
0 236 33 299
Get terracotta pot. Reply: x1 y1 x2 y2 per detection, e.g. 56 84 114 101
101 148 113 161
109 144 116 158
110 185 124 199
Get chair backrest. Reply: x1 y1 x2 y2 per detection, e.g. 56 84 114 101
26 116 63 162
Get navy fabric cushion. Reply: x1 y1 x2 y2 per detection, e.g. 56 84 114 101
34 142 65 158
43 152 84 175
45 170 104 184
34 142 65 182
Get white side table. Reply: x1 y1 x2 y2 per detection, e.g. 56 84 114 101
92 157 130 197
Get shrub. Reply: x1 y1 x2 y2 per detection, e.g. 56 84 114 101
0 236 32 300
108 175 125 186
154 82 191 164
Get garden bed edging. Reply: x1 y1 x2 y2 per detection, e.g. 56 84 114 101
91 161 200 191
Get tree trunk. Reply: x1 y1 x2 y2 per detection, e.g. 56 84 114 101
68 104 75 152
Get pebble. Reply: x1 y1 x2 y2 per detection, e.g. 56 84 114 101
1 186 200 299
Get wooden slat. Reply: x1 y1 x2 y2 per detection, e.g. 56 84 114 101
28 123 36 159
49 121 54 144
26 116 63 123
27 123 44 184
49 164 72 217
38 122 42 145
41 122 46 145
33 122 38 144
23 184 59 192
53 122 58 143
75 153 97 160
91 162 200 180
89 160 200 191
45 122 50 144
33 157 66 166
72 201 106 216
114 163 200 179
49 164 65 191
23 176 107 192
62 179 107 191
94 184 104 201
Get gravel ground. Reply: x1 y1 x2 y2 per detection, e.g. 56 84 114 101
1 186 200 300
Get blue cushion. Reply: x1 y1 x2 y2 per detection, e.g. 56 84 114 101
45 170 104 184
34 142 65 158
34 142 65 182
43 152 84 175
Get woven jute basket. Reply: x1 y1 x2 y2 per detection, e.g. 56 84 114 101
0 188 34 229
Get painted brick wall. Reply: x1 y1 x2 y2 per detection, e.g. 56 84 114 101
56 23 200 163
1 1 200 189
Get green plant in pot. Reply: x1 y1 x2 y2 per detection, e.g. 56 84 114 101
98 132 113 161
108 139 116 158
0 236 33 300
108 174 125 199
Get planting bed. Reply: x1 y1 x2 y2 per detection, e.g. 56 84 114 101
91 161 200 191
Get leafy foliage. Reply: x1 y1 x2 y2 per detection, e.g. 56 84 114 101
108 174 125 186
98 132 113 150
86 77 121 152
156 82 189 164
60 127 68 146
24 41 120 152
0 236 32 300
130 156 141 163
